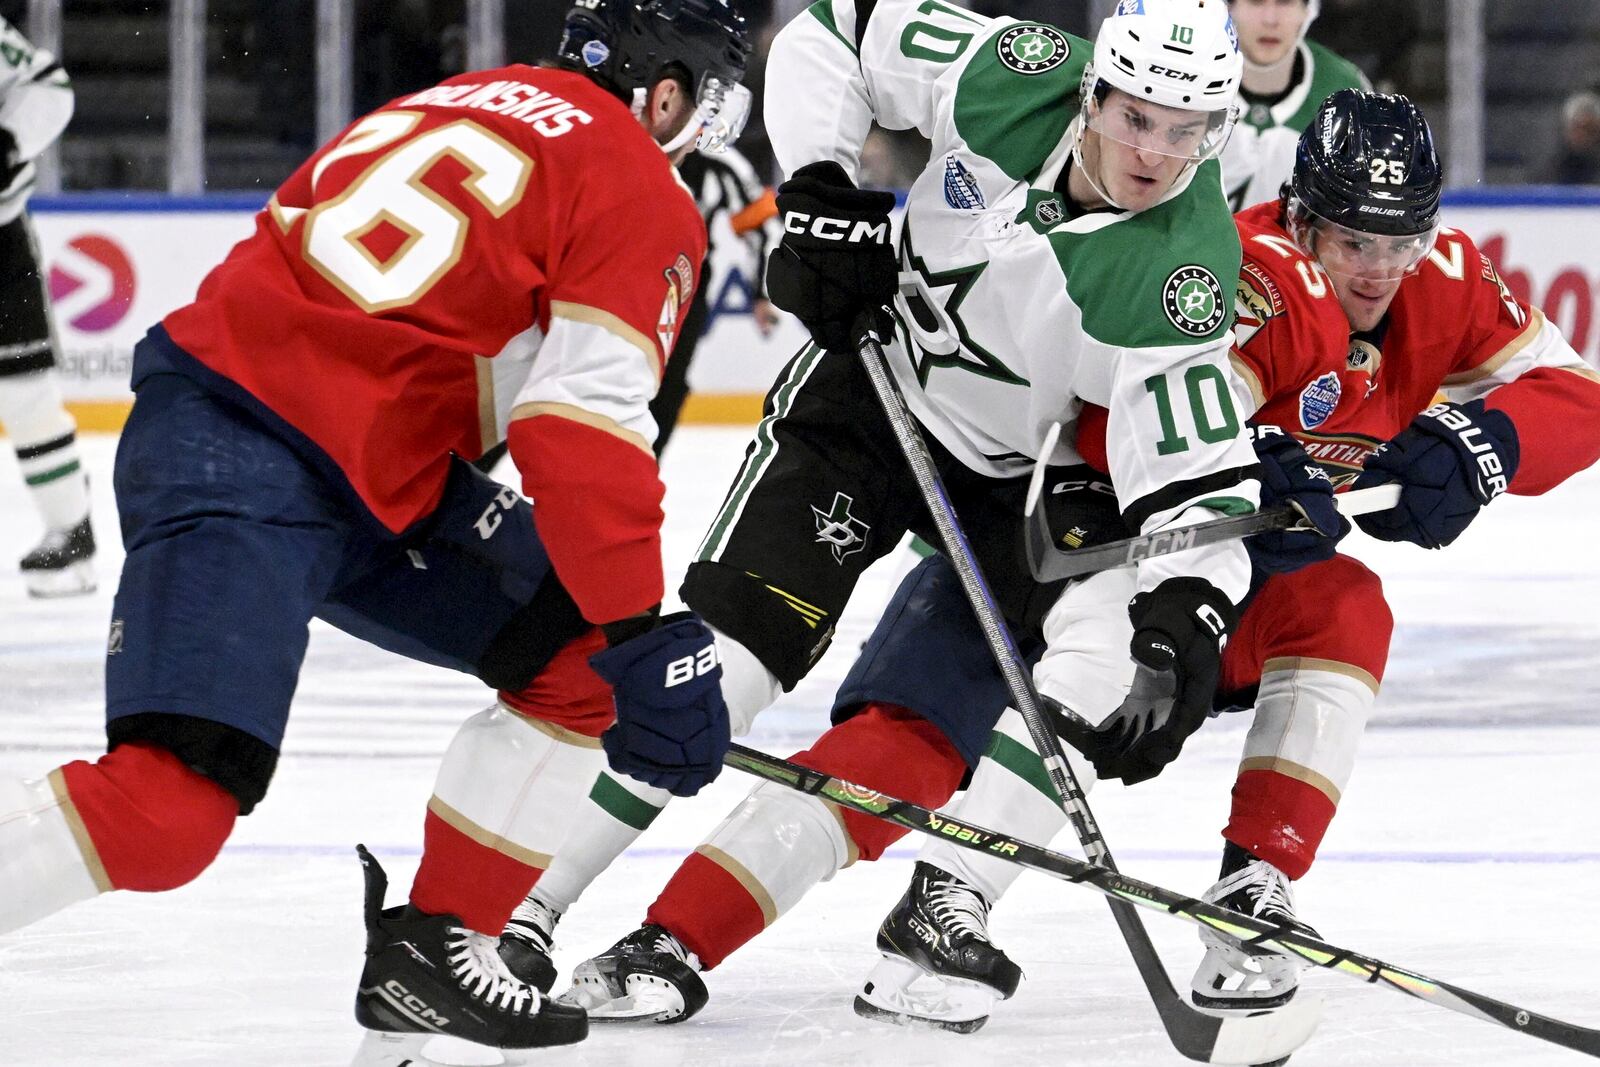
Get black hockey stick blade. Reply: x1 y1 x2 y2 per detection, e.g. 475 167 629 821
725 742 1600 1061
1024 435 1400 583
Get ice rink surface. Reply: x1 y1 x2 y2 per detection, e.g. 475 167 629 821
2 428 1598 1067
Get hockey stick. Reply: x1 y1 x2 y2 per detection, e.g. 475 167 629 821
1023 421 1402 583
850 322 1306 1064
725 742 1600 1060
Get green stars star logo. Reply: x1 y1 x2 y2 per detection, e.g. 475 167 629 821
1162 265 1226 336
997 25 1069 75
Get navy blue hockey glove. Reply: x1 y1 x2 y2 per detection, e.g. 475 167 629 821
591 612 730 798
765 160 897 352
1352 400 1519 550
1090 577 1237 785
1247 424 1349 575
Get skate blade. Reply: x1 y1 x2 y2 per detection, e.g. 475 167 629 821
24 561 96 598
562 962 687 1023
350 1030 534 1067
851 954 997 1033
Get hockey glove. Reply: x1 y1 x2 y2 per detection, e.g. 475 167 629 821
765 160 897 352
1246 424 1349 575
591 612 731 798
1090 577 1237 785
1352 399 1519 550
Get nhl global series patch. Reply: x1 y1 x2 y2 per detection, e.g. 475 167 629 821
996 25 1068 75
1298 371 1341 430
1162 265 1226 337
943 155 986 210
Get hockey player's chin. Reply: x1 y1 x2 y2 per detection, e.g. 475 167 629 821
1113 173 1165 210
1340 284 1399 331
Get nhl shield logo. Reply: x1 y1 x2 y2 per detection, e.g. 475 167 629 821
1298 371 1342 430
997 25 1069 75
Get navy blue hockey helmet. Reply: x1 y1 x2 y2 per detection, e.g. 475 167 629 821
558 0 751 114
1289 89 1442 238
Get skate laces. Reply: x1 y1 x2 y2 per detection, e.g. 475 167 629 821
1229 860 1296 922
446 927 540 1014
927 877 990 941
504 896 559 952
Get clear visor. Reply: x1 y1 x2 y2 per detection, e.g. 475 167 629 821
1084 86 1237 164
1286 198 1439 282
689 75 751 154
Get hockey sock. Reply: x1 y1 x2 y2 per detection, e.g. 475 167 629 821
0 742 240 931
920 707 1094 903
0 370 89 531
1224 666 1376 879
533 769 672 912
409 701 607 934
647 703 966 970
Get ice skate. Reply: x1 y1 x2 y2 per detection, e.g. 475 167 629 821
562 923 708 1023
498 893 560 993
853 861 1022 1034
1191 844 1320 1016
349 845 586 1066
20 515 95 598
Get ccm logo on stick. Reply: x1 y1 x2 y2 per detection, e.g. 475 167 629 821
783 211 890 244
665 644 720 687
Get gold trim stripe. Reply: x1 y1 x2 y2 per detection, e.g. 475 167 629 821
1442 307 1544 387
821 800 861 868
474 355 498 454
1261 656 1381 696
48 768 113 893
508 400 653 457
497 700 604 749
1229 353 1267 409
697 844 780 927
1238 755 1342 806
550 300 662 381
426 795 553 870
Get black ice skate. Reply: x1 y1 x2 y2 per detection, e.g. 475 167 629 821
562 923 708 1024
498 892 560 992
853 861 1022 1034
1191 842 1321 1016
349 845 586 1066
20 515 95 598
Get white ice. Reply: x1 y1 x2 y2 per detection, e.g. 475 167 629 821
1 429 1597 1067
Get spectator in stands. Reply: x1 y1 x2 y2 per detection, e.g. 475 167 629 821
1544 90 1600 185
1313 0 1416 94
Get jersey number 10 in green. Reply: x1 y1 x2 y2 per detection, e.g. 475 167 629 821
1144 365 1240 456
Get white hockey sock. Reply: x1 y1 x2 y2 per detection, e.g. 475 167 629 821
534 769 673 912
0 370 89 532
426 701 609 875
0 771 107 934
920 708 1095 903
690 780 851 924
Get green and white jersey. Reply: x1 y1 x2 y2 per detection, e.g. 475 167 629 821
1219 40 1369 212
767 0 1260 598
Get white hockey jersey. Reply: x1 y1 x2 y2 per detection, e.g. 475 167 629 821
0 18 72 224
766 0 1261 599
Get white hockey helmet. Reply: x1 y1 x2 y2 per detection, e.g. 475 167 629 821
1090 0 1244 115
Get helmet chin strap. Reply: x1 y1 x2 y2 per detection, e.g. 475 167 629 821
635 85 708 158
1069 115 1126 212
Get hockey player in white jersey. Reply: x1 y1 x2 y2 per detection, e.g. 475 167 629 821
0 17 94 596
498 0 1261 1024
1218 0 1367 210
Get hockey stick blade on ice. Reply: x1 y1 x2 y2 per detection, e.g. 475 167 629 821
850 324 1302 1064
725 743 1600 1061
1023 420 1401 583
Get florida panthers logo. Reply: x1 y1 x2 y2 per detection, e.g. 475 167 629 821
657 253 696 355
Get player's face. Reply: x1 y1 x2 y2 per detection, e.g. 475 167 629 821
1309 224 1432 330
1229 0 1309 67
1085 91 1214 211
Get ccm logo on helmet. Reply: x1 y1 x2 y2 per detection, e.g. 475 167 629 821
783 211 891 245
1149 64 1199 82
1424 402 1510 497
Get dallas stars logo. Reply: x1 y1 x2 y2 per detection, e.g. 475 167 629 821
997 25 1069 75
900 223 1028 388
812 492 871 563
1161 265 1226 337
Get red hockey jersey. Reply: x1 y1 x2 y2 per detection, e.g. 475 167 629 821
1230 201 1600 493
162 66 706 623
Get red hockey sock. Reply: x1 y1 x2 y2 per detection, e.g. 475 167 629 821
58 742 239 892
409 807 544 935
1223 769 1337 880
647 850 767 970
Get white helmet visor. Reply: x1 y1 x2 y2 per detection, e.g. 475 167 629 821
1085 82 1237 164
1287 197 1440 283
662 75 751 156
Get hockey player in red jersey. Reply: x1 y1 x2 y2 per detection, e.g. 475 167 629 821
513 90 1600 1032
0 2 750 1060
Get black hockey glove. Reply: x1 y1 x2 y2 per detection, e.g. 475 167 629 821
1089 577 1237 786
765 160 897 353
1352 400 1519 550
591 611 730 798
1246 424 1349 575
